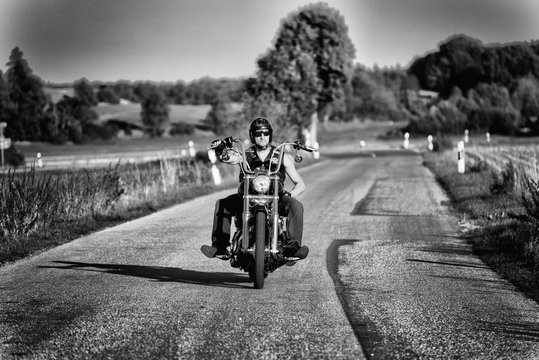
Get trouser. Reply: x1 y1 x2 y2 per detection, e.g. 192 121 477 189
211 193 304 249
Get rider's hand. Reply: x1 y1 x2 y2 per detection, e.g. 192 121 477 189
211 139 226 155
223 136 234 147
218 150 230 162
282 190 292 198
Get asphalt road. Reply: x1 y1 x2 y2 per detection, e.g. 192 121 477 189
1 149 538 359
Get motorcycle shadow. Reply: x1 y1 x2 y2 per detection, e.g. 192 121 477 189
40 261 252 289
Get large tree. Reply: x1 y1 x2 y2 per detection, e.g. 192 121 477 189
5 47 48 141
246 2 355 142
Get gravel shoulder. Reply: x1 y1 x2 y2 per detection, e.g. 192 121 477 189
330 153 539 359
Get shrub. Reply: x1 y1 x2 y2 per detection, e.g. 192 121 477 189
432 133 453 152
0 168 55 238
521 177 539 229
469 108 521 135
491 161 517 194
169 122 195 136
467 153 490 173
82 122 119 141
4 145 25 167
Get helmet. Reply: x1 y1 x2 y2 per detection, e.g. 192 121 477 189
249 117 273 144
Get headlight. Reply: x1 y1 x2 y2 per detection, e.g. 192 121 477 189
252 175 271 194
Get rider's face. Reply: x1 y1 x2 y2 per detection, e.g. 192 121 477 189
254 130 270 147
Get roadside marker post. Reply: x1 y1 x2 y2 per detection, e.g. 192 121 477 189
208 149 222 185
457 141 465 174
313 141 320 160
403 132 410 149
302 128 312 147
188 141 196 157
427 135 433 151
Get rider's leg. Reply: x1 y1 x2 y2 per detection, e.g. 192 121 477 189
211 193 241 251
279 196 308 259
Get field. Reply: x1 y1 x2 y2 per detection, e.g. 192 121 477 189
93 103 211 126
14 102 215 166
466 143 539 193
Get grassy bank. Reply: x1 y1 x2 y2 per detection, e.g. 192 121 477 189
423 147 539 303
0 157 238 265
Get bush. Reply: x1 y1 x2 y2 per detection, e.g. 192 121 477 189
491 162 516 194
170 122 195 136
521 178 539 228
432 133 453 152
3 145 25 167
469 108 521 135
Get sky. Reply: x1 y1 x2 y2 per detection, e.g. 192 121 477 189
1 0 538 84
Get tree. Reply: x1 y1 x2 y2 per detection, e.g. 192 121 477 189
348 65 404 121
0 70 14 126
140 87 169 137
74 78 98 107
5 47 48 141
72 78 98 125
247 2 355 142
97 85 120 104
512 76 539 121
409 35 539 96
204 93 235 135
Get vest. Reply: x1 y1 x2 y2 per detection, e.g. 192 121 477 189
238 145 286 193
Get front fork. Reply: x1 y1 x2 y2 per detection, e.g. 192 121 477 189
241 176 280 253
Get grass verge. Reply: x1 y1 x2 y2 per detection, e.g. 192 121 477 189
423 150 539 303
0 158 238 266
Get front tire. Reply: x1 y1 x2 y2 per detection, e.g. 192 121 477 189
253 210 266 289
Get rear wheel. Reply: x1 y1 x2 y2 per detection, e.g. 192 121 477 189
253 210 266 289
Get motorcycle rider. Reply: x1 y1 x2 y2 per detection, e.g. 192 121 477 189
201 117 309 260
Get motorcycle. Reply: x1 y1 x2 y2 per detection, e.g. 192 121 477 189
209 137 315 289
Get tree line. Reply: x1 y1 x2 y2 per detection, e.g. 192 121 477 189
407 34 539 136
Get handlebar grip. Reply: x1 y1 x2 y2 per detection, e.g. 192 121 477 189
296 143 315 152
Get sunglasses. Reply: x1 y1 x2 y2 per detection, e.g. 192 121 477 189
254 131 270 137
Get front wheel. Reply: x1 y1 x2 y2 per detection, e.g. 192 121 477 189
253 210 266 289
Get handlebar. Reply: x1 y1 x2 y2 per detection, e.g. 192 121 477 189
290 140 315 153
209 137 315 176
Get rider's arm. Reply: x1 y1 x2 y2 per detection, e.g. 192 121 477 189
283 153 305 198
219 151 242 165
219 149 242 165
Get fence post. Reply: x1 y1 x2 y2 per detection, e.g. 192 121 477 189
208 149 222 185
